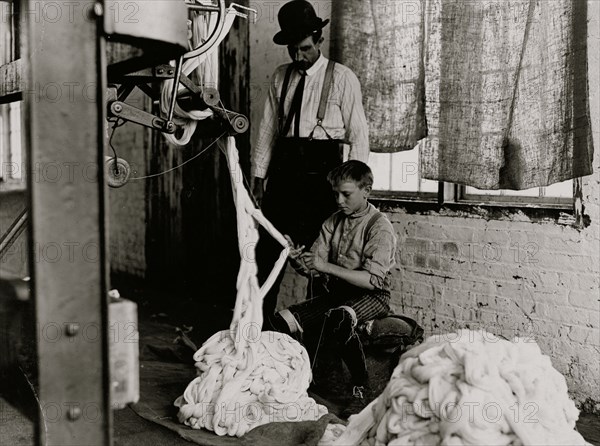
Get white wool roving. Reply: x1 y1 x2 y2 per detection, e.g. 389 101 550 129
174 137 327 437
330 329 590 446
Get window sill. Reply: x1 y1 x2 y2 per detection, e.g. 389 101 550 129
371 190 438 202
0 180 26 193
370 196 586 228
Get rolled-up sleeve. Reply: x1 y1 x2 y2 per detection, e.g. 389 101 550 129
252 66 287 179
310 216 335 264
362 221 396 289
340 69 369 163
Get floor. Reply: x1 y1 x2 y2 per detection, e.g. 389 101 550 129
0 399 193 446
1 305 599 446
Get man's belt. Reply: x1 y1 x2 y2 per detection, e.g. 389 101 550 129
269 137 343 176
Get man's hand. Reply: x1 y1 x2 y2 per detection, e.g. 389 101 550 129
301 252 328 274
251 177 265 207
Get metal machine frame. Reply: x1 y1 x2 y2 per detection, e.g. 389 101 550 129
2 0 189 444
1 1 253 443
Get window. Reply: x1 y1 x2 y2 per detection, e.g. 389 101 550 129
371 147 575 210
0 101 23 186
1 0 19 61
365 0 584 216
370 143 439 201
371 144 576 210
461 180 574 208
1 0 23 189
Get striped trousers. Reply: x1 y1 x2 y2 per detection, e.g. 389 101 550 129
276 283 391 387
289 286 391 334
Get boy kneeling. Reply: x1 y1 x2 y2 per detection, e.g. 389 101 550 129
269 160 397 398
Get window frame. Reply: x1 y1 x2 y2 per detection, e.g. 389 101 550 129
370 152 577 212
0 100 24 191
370 177 586 229
457 184 574 209
1 0 24 191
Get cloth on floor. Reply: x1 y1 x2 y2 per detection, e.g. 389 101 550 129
130 319 345 446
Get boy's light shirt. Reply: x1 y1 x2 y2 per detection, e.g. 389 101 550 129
310 203 396 290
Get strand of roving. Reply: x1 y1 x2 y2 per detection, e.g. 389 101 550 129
331 329 591 446
175 137 327 436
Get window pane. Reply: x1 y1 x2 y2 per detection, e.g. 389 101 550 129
420 178 439 193
369 152 391 190
0 112 4 178
465 185 539 197
1 0 17 63
371 148 439 194
391 149 419 191
543 179 573 198
466 179 573 200
0 102 22 182
9 101 21 179
465 186 502 196
502 187 540 197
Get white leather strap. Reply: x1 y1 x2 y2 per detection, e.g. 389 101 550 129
278 309 304 335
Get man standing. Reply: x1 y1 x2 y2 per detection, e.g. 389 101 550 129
252 0 369 320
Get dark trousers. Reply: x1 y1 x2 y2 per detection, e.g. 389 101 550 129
256 138 342 318
275 284 391 386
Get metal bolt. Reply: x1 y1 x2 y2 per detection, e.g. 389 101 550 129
113 103 123 113
168 70 174 75
157 68 164 75
65 323 80 337
68 406 82 421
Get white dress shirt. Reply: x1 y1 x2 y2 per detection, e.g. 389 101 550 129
252 55 369 179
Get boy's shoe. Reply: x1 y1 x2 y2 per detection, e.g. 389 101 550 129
341 385 373 419
352 385 366 400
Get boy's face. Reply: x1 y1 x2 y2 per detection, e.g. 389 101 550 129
333 181 371 215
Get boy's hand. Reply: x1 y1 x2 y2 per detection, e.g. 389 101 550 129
284 235 311 275
301 252 327 273
284 235 305 260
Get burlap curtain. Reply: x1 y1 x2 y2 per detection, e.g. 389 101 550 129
331 0 428 152
333 0 594 189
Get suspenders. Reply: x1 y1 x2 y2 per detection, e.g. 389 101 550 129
278 60 336 138
332 210 385 241
309 60 336 140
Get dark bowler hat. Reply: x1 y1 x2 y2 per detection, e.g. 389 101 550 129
273 0 330 45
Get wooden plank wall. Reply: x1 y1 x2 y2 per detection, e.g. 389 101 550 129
145 2 250 328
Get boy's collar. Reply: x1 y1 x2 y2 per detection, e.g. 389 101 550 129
348 202 372 218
